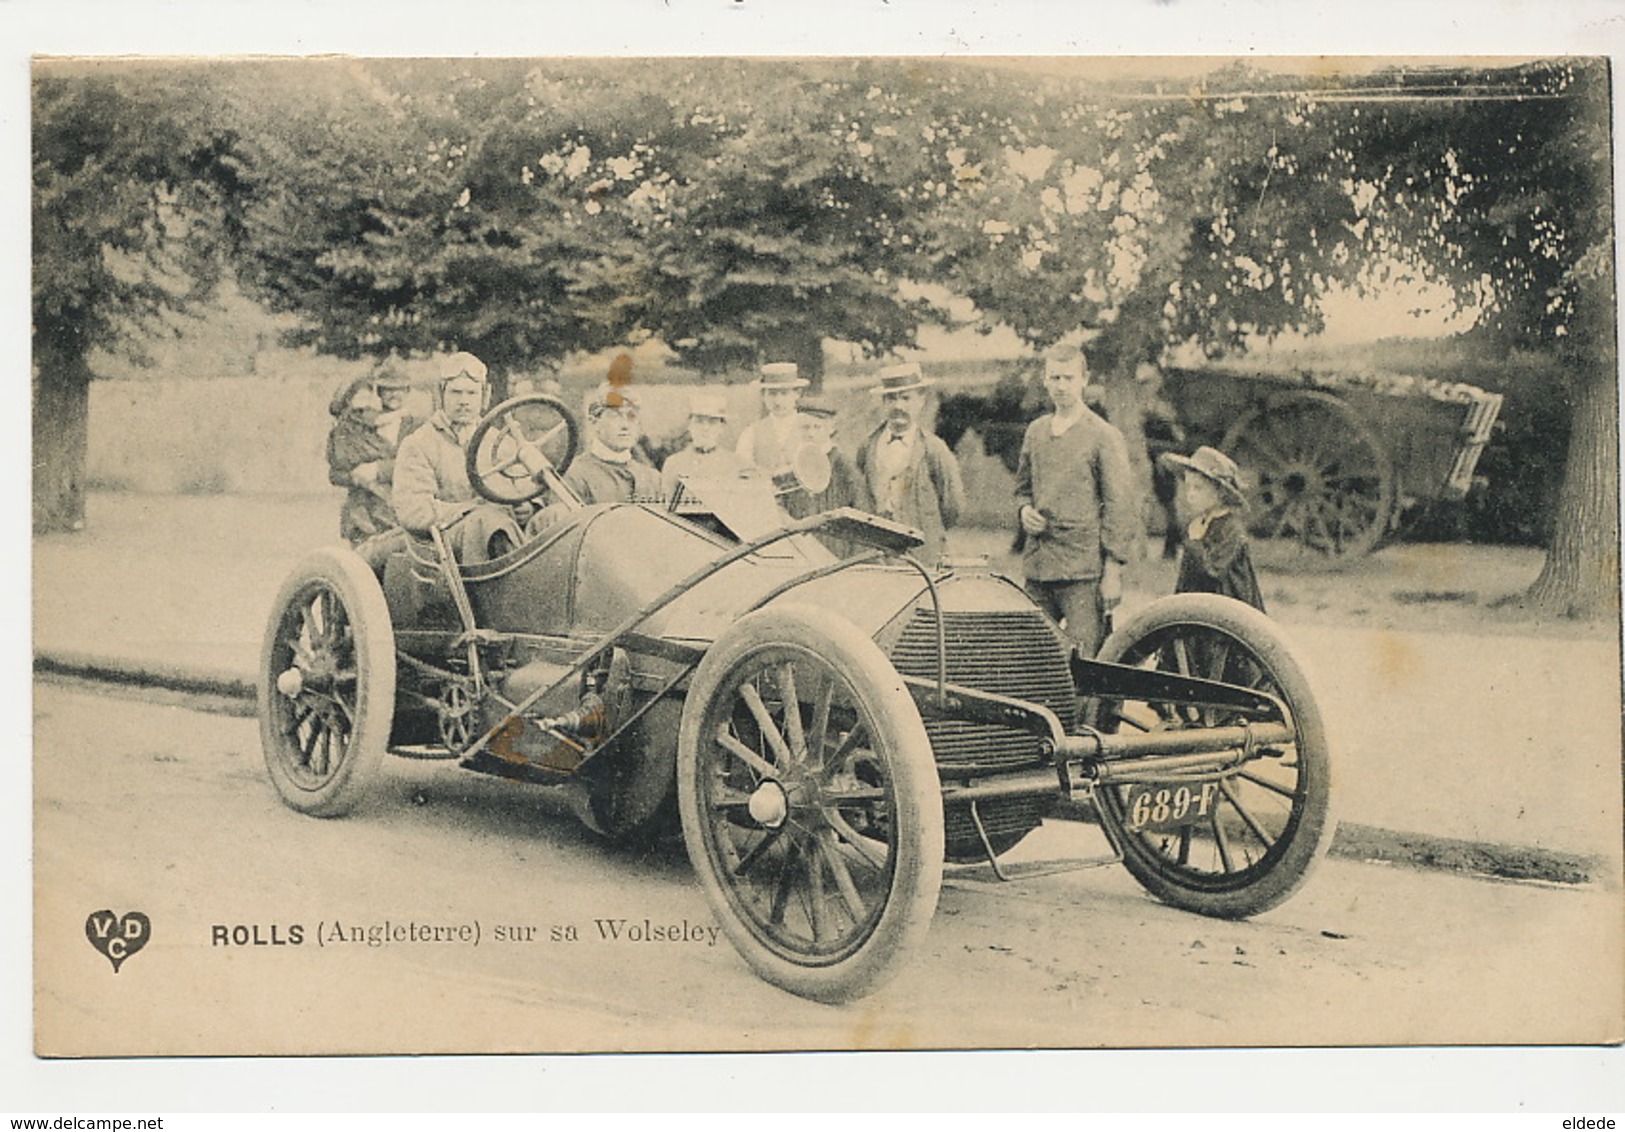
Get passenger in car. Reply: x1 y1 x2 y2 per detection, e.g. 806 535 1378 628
525 375 665 541
561 379 664 505
392 351 525 564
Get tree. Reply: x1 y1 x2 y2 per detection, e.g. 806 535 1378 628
905 63 1378 513
229 59 947 389
227 61 651 396
32 62 245 532
1327 59 1617 616
632 60 943 381
908 60 1616 616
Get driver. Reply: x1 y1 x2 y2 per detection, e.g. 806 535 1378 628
392 351 525 563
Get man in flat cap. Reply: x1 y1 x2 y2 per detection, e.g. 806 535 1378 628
780 398 870 557
1014 346 1138 656
393 351 525 563
661 392 743 500
735 362 808 475
855 362 965 564
371 365 421 450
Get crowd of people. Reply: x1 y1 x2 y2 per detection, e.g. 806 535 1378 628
324 347 1263 656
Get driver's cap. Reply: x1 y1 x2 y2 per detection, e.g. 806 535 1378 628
439 351 489 383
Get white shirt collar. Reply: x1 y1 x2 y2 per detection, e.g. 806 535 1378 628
590 438 633 465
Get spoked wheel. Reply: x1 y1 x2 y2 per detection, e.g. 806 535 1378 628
1222 391 1394 558
1092 594 1335 919
466 394 580 506
678 604 944 1003
259 546 397 817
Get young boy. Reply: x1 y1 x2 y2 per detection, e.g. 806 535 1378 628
1161 445 1266 612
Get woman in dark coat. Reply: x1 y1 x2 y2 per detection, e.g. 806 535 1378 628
326 375 400 544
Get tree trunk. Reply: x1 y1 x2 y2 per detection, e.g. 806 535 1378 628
32 346 92 533
1524 355 1620 618
1092 365 1156 561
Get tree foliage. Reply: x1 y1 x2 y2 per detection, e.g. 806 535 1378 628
229 59 954 384
32 62 245 531
33 63 244 364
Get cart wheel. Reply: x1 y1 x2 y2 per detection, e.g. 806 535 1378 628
1221 390 1394 558
466 394 580 506
259 546 397 817
1092 594 1335 919
678 604 945 1003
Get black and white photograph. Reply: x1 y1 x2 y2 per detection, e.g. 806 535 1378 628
15 2 1625 1110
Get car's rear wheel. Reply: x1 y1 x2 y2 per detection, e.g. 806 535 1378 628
260 546 396 817
1091 594 1335 918
678 604 944 1003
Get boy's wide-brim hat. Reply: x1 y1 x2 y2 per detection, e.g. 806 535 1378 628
870 362 933 395
755 362 809 390
1161 446 1249 504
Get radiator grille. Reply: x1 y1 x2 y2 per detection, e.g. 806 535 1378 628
888 608 1076 772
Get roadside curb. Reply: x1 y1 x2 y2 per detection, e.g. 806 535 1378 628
1043 796 1615 892
36 648 1616 890
35 649 257 711
1326 821 1607 889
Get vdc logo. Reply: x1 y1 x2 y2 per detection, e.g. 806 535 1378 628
85 910 150 973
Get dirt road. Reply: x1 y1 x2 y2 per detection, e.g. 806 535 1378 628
33 681 1622 1056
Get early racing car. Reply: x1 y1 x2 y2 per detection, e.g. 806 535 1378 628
259 393 1336 1003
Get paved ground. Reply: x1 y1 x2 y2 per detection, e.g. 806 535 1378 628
31 491 1625 879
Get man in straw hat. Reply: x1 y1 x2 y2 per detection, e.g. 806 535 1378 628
1014 346 1137 656
855 362 965 564
393 350 525 563
734 361 808 474
1160 444 1265 612
661 391 743 499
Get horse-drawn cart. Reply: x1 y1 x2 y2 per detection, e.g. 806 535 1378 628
1162 366 1504 558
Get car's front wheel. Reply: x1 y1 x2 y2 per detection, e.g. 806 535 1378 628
259 546 396 817
677 604 944 1004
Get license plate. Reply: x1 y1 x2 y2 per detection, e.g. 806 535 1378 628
1122 781 1223 833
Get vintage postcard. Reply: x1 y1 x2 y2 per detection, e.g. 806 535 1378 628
23 36 1625 1083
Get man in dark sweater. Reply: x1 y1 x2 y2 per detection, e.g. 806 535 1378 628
1014 347 1138 657
561 380 663 505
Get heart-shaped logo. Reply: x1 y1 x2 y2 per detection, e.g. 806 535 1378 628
84 910 151 974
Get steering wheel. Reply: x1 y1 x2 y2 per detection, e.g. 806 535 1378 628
465 394 580 506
